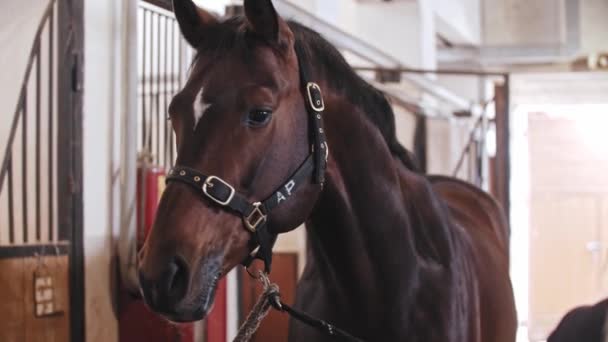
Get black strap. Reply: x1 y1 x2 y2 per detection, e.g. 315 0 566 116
166 154 316 272
166 155 314 215
267 291 365 342
295 40 327 185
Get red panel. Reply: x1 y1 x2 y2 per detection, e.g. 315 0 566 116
120 164 193 342
119 290 194 342
206 278 227 342
136 166 165 248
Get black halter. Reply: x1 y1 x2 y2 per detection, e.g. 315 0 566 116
166 42 327 273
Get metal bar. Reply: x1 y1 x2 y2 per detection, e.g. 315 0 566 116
147 12 155 154
61 0 85 337
156 12 161 164
0 243 70 259
0 1 55 193
352 66 509 78
142 0 172 11
22 90 29 243
36 43 42 241
503 75 511 222
493 78 510 223
8 155 14 244
49 6 54 241
452 117 483 177
0 45 48 196
412 116 427 173
163 16 169 169
178 32 182 95
169 21 175 166
141 8 148 149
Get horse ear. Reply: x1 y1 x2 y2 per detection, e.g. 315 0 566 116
244 0 291 45
173 0 218 48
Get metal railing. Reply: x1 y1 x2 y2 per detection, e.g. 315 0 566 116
138 1 192 170
0 1 59 246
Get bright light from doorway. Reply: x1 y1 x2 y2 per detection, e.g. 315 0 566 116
510 103 608 342
574 108 608 156
538 104 608 157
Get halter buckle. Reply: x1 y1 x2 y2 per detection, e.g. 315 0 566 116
306 82 325 112
202 176 235 206
245 202 267 232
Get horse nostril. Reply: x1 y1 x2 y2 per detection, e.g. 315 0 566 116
139 256 190 311
163 257 189 301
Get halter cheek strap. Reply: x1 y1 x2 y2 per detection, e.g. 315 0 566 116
165 42 327 273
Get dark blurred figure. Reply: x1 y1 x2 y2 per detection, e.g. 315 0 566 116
548 298 608 342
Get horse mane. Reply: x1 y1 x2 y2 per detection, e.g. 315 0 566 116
288 21 420 172
192 17 420 171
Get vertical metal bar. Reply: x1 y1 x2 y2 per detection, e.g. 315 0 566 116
22 89 29 243
7 155 15 244
177 32 182 91
57 0 85 338
48 7 54 241
503 74 511 224
141 8 148 149
479 76 490 191
412 115 427 173
174 26 182 165
156 12 161 164
169 20 176 165
147 12 155 154
163 15 169 169
36 44 42 241
493 75 510 225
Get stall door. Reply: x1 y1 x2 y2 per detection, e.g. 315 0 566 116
0 0 84 340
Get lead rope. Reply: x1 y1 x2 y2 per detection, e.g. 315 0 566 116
233 272 280 342
233 271 366 342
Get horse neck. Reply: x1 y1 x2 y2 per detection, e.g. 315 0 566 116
305 92 422 317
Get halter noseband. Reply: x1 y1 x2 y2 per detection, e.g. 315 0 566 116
166 42 328 273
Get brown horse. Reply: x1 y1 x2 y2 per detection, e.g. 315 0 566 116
137 0 517 341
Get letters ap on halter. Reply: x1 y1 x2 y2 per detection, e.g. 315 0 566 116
276 179 296 204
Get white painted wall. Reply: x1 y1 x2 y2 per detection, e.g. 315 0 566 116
352 1 436 69
193 0 233 15
434 0 481 45
83 0 126 340
580 0 608 54
480 0 608 55
482 0 564 46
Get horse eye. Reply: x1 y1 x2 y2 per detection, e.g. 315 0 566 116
246 109 272 127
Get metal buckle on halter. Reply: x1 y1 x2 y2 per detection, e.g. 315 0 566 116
306 82 325 112
202 176 235 206
311 142 330 162
244 202 267 233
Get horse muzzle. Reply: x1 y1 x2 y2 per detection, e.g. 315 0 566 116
138 253 223 322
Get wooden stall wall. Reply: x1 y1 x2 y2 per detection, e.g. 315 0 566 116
0 255 70 341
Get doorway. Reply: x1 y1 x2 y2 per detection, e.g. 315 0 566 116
511 102 608 341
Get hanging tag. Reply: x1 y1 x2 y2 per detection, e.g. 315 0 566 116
33 254 64 318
